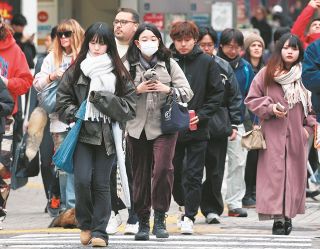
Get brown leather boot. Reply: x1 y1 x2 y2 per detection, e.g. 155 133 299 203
91 237 107 247
80 230 91 245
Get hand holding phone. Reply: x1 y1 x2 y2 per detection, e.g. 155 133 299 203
273 102 287 118
276 102 286 112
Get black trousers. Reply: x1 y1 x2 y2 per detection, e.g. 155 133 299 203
110 137 137 224
200 136 228 216
74 142 115 241
40 121 60 200
244 150 258 200
173 140 207 220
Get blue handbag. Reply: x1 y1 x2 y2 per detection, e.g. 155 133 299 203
160 89 189 134
52 100 86 173
37 80 59 113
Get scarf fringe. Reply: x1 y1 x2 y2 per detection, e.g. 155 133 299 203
274 63 311 117
80 53 116 122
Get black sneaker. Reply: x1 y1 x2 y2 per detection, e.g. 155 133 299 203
242 197 256 208
272 221 285 235
284 218 292 235
135 217 150 241
228 208 248 217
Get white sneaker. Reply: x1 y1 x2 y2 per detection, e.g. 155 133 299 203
180 217 193 235
124 222 139 235
106 211 122 235
206 213 220 224
177 206 184 228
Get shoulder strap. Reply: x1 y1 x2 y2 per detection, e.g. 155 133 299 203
129 64 136 81
165 59 171 76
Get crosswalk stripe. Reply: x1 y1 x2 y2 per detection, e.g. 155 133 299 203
0 233 313 248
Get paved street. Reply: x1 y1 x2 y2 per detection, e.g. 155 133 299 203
0 233 315 249
0 176 319 248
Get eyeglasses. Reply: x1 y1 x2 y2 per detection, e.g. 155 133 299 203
113 19 136 26
199 42 214 48
57 31 73 38
224 44 241 51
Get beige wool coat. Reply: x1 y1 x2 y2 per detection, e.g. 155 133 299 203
245 67 316 219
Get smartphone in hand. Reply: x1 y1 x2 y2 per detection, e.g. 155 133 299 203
276 102 286 112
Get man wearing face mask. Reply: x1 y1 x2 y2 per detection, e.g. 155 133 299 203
169 21 224 234
106 8 140 236
11 14 36 70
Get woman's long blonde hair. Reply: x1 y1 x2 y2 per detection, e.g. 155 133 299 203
52 19 84 68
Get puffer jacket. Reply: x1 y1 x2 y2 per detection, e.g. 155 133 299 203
0 79 14 134
56 67 137 156
171 45 224 142
302 39 320 122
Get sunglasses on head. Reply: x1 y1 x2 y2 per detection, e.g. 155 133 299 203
57 31 73 38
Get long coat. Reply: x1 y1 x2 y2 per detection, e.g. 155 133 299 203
245 67 316 219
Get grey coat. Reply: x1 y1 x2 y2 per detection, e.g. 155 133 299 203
56 67 137 155
126 58 193 140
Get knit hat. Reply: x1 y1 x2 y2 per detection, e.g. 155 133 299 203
244 33 265 51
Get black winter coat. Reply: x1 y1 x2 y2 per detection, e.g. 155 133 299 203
171 45 224 141
56 67 137 156
214 55 242 126
0 79 14 134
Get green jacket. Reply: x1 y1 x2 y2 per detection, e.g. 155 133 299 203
56 67 137 155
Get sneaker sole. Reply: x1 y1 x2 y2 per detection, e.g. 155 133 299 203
242 205 256 209
92 241 107 247
181 231 193 235
152 230 169 238
134 235 150 241
228 213 248 217
206 218 220 224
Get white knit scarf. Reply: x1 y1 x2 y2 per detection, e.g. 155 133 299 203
80 52 116 122
274 63 312 117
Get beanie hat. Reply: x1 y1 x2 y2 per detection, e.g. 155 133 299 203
244 33 265 51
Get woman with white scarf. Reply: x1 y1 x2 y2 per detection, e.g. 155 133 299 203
56 22 136 247
245 34 316 236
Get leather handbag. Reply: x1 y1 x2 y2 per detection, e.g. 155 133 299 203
37 80 59 113
161 89 189 134
241 126 266 150
208 107 232 138
11 134 40 190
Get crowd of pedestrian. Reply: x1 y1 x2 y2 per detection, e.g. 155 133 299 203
0 0 320 247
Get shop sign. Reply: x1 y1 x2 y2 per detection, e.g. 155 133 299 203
0 2 13 20
143 13 164 31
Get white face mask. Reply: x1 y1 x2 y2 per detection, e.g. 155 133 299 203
139 40 158 57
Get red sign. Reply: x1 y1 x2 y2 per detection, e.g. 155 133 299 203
143 13 164 31
0 2 13 20
38 11 48 23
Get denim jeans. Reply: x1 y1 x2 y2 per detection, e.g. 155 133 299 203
52 131 75 209
225 124 247 210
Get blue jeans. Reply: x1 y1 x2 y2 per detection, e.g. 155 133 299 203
59 171 75 209
52 131 75 209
